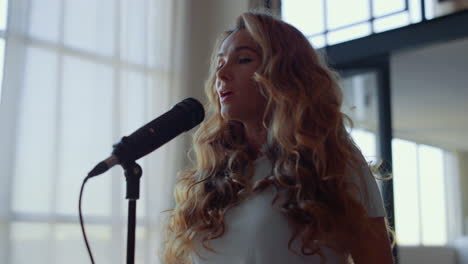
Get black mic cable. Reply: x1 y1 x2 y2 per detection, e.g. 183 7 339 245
79 175 95 264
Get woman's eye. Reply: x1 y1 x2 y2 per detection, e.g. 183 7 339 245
239 58 252 64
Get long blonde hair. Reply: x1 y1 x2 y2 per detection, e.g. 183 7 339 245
162 10 386 263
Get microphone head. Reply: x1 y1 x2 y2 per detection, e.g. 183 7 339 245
111 97 205 165
175 98 205 132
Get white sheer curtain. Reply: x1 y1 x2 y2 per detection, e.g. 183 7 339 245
0 0 190 263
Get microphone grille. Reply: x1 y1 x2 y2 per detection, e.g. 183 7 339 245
176 98 205 129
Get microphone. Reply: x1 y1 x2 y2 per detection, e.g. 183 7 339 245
88 98 205 177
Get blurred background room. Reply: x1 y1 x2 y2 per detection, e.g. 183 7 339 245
0 0 467 263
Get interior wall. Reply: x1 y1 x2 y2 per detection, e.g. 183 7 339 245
390 37 468 151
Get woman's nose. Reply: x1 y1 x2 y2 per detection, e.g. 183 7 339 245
216 63 233 82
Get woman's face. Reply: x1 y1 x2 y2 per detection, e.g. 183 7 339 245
215 29 266 125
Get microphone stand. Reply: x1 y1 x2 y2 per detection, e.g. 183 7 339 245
122 161 142 264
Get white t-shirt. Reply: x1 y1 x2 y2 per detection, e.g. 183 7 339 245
191 155 386 264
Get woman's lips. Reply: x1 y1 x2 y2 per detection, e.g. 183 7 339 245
221 93 234 102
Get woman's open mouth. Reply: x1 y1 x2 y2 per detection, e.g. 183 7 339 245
220 91 235 102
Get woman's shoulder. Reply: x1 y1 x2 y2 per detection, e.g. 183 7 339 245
344 154 386 217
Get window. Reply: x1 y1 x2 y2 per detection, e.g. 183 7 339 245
3 0 181 263
282 0 424 48
350 129 449 246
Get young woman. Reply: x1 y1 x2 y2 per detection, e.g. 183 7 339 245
162 10 394 264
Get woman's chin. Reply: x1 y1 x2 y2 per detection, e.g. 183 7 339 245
220 108 234 120
221 111 241 123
